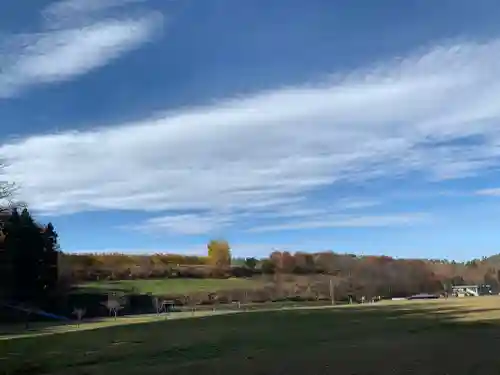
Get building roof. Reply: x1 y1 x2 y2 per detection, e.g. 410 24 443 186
452 285 490 288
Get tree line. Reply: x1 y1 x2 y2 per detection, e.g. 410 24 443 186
0 208 60 309
2 203 500 316
59 239 500 295
59 244 500 319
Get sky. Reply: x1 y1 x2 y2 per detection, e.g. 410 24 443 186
1 1 500 261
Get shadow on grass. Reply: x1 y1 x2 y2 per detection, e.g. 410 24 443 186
0 320 71 337
3 298 500 375
0 300 346 337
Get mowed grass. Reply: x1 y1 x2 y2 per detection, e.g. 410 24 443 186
3 297 500 375
78 277 262 295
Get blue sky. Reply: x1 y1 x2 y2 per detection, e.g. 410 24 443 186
2 0 500 260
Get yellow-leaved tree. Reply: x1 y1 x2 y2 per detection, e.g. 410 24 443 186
207 239 232 267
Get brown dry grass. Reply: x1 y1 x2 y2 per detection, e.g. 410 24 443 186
3 297 500 375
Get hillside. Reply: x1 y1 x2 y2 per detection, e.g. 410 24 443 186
61 250 500 303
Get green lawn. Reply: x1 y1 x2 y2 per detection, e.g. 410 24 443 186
3 298 500 374
78 277 262 295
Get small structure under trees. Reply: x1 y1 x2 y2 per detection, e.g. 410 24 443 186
451 284 492 297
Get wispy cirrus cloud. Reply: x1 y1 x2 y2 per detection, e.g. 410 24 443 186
136 213 236 236
43 0 149 20
247 213 431 233
0 0 163 97
2 38 500 234
135 198 384 235
475 188 500 196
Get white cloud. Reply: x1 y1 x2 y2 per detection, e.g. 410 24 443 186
233 198 381 221
334 198 381 210
247 213 430 233
43 0 148 20
136 213 235 235
2 39 500 234
0 2 163 97
135 198 383 235
475 188 500 196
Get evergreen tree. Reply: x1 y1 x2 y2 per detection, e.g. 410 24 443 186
2 208 59 307
41 222 59 298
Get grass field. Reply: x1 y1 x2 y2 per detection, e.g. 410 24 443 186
78 278 263 295
3 297 500 375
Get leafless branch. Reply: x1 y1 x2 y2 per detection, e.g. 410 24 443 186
0 162 21 212
101 294 125 320
153 297 169 316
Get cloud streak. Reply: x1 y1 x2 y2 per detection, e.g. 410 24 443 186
43 0 149 20
0 0 162 97
475 188 500 196
247 213 431 233
136 213 235 236
2 38 500 234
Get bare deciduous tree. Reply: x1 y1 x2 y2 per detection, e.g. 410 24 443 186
72 307 86 327
305 282 314 300
0 163 17 206
185 294 200 316
209 292 219 312
153 297 167 316
240 289 250 310
0 164 26 218
101 294 124 320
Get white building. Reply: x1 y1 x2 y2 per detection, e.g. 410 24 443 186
451 284 492 297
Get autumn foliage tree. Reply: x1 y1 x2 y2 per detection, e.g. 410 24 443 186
270 251 295 273
207 239 232 267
